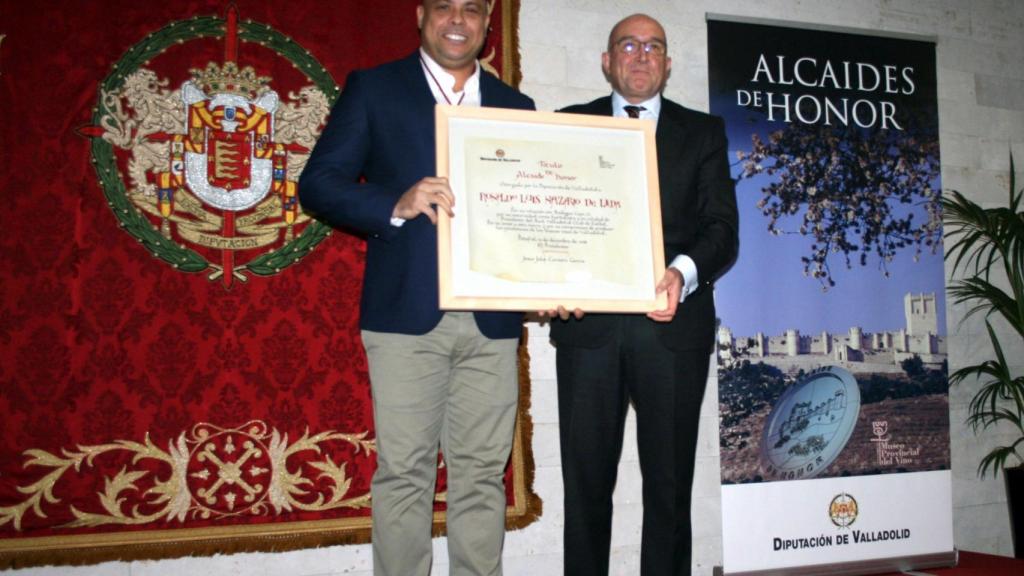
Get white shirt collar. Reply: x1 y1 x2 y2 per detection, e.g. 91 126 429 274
419 47 482 107
611 91 662 121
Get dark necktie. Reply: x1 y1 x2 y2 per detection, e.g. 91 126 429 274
623 105 646 118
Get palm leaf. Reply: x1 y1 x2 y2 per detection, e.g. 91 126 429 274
944 151 1024 476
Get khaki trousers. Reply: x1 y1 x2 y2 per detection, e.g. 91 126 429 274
361 312 519 576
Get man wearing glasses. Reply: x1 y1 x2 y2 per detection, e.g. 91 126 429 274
548 13 738 576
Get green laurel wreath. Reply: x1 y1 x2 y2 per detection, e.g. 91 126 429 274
90 15 339 277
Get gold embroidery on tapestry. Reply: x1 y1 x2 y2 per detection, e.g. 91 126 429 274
0 421 375 531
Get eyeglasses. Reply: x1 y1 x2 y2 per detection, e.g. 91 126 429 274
614 38 667 57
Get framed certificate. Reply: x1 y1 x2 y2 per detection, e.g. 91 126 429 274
436 104 666 313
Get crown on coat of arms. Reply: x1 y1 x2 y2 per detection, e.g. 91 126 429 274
190 62 270 98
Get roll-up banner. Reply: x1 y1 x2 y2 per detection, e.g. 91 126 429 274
707 17 954 575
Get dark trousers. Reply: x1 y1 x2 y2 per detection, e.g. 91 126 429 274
556 315 710 576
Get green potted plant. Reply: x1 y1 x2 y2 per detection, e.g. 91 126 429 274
942 154 1024 557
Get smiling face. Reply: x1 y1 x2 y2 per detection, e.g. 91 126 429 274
602 14 672 104
417 0 491 80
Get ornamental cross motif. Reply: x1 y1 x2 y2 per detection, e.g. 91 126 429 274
195 436 267 511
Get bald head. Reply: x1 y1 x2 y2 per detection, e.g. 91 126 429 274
602 13 672 103
607 13 666 52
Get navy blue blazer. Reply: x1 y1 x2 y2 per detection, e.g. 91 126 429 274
550 96 739 351
299 52 535 339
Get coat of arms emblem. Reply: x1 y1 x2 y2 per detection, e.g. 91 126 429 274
81 8 333 287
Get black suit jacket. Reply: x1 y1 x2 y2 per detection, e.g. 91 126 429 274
549 95 738 351
299 52 535 339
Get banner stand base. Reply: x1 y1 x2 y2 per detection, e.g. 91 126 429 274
717 549 957 576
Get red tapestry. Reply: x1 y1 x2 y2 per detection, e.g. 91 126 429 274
0 0 538 568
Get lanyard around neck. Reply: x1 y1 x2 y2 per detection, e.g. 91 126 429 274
420 55 468 106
